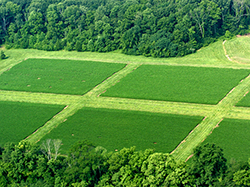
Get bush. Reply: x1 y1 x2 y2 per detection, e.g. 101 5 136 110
0 51 6 60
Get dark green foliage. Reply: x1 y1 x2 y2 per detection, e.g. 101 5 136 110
0 101 64 145
188 143 227 186
0 51 6 60
40 107 203 154
0 58 125 95
217 159 249 186
103 65 250 104
2 0 250 57
1 140 250 186
203 119 250 161
64 140 107 186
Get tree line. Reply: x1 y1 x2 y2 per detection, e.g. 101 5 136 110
1 0 250 58
0 140 250 186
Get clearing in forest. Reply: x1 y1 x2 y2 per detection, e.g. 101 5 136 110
1 38 250 161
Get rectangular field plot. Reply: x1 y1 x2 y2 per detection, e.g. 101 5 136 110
203 119 250 161
236 92 250 107
102 65 250 104
0 101 64 146
40 107 203 154
0 59 125 95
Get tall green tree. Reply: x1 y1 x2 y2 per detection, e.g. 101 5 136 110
188 143 227 187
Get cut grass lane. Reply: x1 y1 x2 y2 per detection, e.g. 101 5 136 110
85 97 215 117
85 63 141 97
172 74 250 161
0 90 82 105
25 102 85 143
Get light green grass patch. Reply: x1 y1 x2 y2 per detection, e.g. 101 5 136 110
225 37 250 64
40 107 203 154
0 101 64 146
203 118 250 161
0 58 125 95
102 65 250 104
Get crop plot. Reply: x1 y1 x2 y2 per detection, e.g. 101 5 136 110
0 58 125 95
102 65 250 104
236 92 250 107
203 118 250 161
0 101 64 146
40 107 203 154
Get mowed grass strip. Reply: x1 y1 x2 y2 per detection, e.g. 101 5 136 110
203 118 250 161
0 58 125 95
0 101 64 146
102 65 250 104
40 107 203 154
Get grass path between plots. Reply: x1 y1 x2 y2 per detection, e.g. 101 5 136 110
1 39 250 161
172 74 250 160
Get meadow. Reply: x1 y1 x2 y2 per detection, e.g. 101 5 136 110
225 37 250 64
0 58 125 95
40 107 203 154
202 118 250 161
102 65 250 104
0 101 64 146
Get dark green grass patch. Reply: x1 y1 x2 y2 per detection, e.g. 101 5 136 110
203 119 250 161
0 58 125 95
0 101 64 146
40 107 203 154
102 65 250 104
236 92 250 107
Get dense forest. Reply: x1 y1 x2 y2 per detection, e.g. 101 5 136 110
1 0 250 57
0 140 250 186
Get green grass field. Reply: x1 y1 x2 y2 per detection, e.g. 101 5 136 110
40 107 203 154
203 118 250 161
0 58 125 95
102 65 250 104
0 101 64 146
225 37 250 64
1 37 250 161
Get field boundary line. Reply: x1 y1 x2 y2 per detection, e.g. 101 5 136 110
172 73 250 160
84 97 215 116
28 56 128 64
0 90 82 105
85 63 141 97
25 103 84 143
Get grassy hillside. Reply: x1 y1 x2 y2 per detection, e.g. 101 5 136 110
2 39 249 70
225 37 250 64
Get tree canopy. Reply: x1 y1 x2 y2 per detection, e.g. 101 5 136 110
1 0 250 57
0 141 249 186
